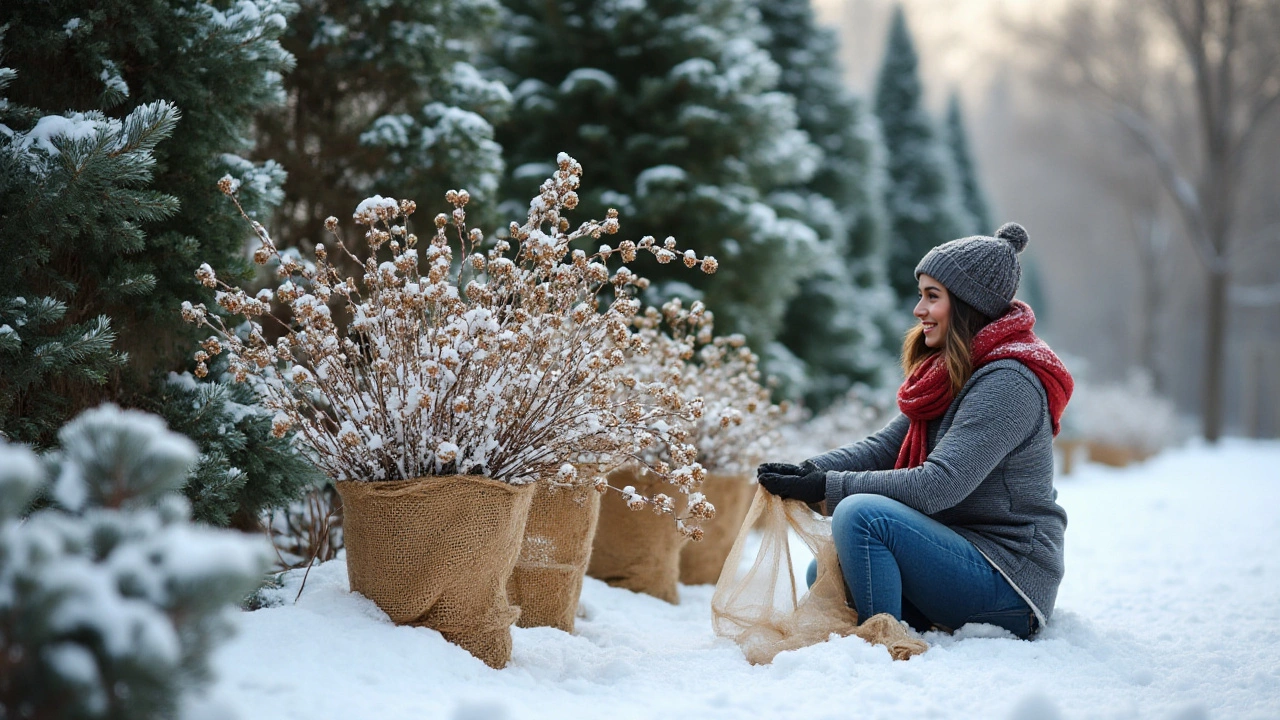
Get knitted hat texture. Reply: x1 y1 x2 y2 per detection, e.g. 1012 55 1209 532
914 222 1029 318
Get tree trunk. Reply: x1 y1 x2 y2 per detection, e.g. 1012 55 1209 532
1202 268 1229 441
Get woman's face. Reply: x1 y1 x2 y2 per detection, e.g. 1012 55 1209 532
914 274 950 349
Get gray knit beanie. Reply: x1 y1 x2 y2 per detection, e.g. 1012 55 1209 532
914 222 1029 319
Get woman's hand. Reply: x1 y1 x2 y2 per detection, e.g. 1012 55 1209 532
755 462 806 477
757 467 827 503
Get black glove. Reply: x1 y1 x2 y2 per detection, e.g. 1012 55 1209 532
756 462 805 478
758 468 827 504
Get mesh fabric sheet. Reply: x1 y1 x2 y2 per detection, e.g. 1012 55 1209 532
679 472 755 585
711 486 928 663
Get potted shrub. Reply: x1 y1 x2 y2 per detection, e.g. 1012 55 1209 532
183 155 717 666
589 299 784 599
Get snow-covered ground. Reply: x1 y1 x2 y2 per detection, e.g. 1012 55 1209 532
206 440 1280 719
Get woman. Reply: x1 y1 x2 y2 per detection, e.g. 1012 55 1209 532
757 223 1073 639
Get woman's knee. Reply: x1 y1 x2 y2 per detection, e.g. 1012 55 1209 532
831 493 904 543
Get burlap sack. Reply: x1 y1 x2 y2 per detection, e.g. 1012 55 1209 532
508 483 602 632
712 486 928 663
335 475 536 669
587 465 688 604
679 472 755 585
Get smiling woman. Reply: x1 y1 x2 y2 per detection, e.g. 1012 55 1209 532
757 222 1076 641
905 273 1001 396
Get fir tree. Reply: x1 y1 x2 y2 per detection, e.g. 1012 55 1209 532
492 0 824 352
146 371 327 529
756 0 900 409
0 4 319 526
0 48 177 444
254 0 513 251
0 405 269 720
945 91 992 234
873 5 970 302
1 0 297 386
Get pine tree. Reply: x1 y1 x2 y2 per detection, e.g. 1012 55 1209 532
873 5 970 303
756 0 900 409
945 91 992 234
254 0 513 251
1 0 297 386
0 49 177 444
492 0 824 352
0 405 269 720
146 371 327 529
0 4 319 526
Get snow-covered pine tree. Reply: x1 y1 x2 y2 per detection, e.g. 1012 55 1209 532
145 371 327 529
0 404 269 719
874 5 971 303
1 0 296 386
492 0 823 353
254 0 512 250
756 0 900 409
0 4 319 527
945 91 993 235
0 54 167 444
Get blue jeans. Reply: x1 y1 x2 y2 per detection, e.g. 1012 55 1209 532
805 494 1038 639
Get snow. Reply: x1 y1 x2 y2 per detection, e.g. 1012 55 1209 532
16 113 113 156
100 59 129 97
205 440 1280 719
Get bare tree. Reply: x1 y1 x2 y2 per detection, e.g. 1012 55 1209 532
1029 0 1280 441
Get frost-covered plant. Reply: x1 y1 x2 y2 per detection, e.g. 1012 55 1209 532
266 484 343 571
184 155 721 535
0 405 269 720
146 371 326 528
629 298 786 475
1059 370 1185 456
778 384 897 463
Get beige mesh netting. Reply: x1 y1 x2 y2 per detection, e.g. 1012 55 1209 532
336 475 536 669
587 465 688 604
711 486 928 664
509 482 602 632
679 472 755 585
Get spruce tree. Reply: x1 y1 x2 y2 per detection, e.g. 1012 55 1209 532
0 3 320 526
873 5 970 303
1 0 297 385
0 405 269 720
255 0 513 251
757 0 900 409
492 0 824 352
945 91 992 234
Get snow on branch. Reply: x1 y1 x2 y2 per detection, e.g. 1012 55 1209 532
627 297 786 475
186 155 721 535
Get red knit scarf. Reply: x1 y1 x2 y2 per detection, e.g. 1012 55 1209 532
894 300 1074 469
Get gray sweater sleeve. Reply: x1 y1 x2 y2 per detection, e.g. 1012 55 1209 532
823 369 1046 516
804 413 910 473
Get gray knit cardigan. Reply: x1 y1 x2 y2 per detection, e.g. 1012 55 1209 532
805 358 1066 625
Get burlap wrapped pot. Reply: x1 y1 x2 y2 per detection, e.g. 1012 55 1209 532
508 482 602 632
335 475 536 669
679 471 755 585
586 465 688 604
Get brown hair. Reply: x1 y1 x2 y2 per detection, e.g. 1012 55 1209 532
901 288 993 396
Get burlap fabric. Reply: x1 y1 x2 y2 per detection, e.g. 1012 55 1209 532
712 486 928 663
587 465 688 604
335 475 536 669
509 483 602 632
679 472 755 585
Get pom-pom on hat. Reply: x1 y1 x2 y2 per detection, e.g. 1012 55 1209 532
914 222 1029 319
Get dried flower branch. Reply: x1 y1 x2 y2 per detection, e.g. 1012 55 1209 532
628 298 786 475
186 155 720 532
